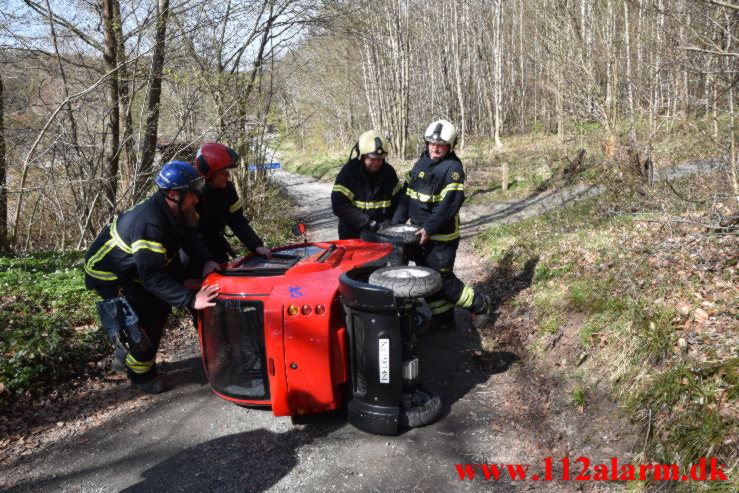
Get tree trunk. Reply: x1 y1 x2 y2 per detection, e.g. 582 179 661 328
136 0 170 200
493 0 503 149
113 0 136 197
451 4 466 151
0 72 7 251
102 0 121 217
624 1 637 146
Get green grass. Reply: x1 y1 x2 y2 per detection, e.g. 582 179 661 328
0 251 107 396
627 360 738 467
277 143 345 181
572 384 588 407
472 179 736 475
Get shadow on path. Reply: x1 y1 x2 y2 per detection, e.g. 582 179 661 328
122 422 340 493
417 246 539 421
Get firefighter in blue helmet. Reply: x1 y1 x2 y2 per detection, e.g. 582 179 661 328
392 120 492 330
84 161 220 394
331 130 402 239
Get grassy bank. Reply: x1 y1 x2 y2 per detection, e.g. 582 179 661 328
473 181 737 483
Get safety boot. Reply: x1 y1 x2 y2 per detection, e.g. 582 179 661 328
471 295 492 330
111 347 128 373
135 376 165 394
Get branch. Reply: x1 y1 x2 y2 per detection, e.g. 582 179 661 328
21 0 105 52
10 52 146 241
700 0 739 12
633 213 737 234
683 46 739 57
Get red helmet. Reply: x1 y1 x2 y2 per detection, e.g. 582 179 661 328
195 142 240 179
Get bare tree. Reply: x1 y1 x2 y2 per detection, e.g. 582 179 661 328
136 0 170 201
0 71 7 251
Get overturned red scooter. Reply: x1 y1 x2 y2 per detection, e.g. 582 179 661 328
197 225 443 435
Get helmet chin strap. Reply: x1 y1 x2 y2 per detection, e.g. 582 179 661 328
349 143 359 161
162 189 186 214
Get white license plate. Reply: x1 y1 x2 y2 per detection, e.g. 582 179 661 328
379 338 390 383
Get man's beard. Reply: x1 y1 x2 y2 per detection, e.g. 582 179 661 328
180 207 200 228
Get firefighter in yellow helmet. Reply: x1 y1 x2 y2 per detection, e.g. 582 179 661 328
331 130 402 239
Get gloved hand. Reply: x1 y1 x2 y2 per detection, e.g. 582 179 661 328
378 219 391 229
367 220 380 232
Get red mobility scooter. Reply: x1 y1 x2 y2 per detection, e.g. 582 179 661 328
197 225 443 435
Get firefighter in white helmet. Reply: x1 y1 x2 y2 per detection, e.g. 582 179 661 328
393 120 491 330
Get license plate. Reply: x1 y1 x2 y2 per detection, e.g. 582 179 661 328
379 338 390 383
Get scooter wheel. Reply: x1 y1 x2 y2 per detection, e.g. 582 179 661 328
368 266 441 299
399 386 442 428
377 224 421 245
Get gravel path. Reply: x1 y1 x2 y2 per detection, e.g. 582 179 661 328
460 156 727 237
271 169 337 242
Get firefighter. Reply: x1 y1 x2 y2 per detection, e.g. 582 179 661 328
84 161 220 394
189 142 272 272
392 120 491 330
331 130 402 239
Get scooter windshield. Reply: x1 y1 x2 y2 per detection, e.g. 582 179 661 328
201 299 269 401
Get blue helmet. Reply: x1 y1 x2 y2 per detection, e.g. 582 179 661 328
155 161 204 193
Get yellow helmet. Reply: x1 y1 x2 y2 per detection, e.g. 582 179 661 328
357 130 389 158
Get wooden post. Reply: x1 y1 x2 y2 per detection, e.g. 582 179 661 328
502 162 509 192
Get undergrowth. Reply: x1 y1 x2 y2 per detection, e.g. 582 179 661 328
474 170 737 487
0 252 106 399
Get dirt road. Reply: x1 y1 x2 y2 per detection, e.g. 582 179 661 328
2 170 641 492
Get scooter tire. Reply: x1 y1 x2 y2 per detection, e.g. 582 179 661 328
400 386 442 428
377 224 421 245
368 266 441 299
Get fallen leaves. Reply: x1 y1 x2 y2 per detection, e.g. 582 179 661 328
693 308 709 324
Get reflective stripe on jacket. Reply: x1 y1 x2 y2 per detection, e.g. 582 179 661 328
84 194 212 308
392 151 465 241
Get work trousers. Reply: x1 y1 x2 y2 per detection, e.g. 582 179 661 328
95 283 171 383
408 239 486 318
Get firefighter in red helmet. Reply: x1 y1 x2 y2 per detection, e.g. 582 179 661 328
188 143 272 272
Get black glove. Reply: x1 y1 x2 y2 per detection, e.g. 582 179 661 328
367 220 380 232
378 219 391 229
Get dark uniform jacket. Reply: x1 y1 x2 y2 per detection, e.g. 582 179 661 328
195 181 263 262
84 194 212 308
392 151 465 242
331 158 402 239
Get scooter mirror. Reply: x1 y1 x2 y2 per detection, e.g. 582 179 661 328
291 223 305 236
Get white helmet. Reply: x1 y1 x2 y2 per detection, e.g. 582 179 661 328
424 120 457 148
